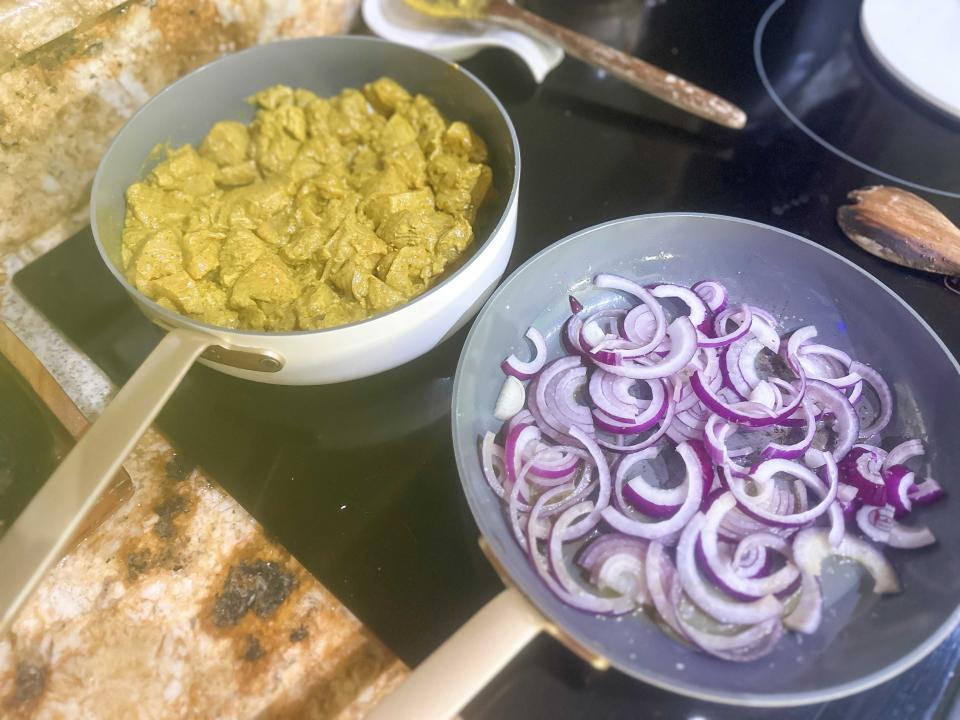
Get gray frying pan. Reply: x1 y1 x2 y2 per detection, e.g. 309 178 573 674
369 214 960 718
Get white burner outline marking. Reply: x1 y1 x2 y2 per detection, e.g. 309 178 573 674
754 0 960 200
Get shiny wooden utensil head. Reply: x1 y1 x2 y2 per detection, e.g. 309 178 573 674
837 186 960 276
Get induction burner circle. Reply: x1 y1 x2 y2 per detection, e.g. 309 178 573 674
754 0 960 200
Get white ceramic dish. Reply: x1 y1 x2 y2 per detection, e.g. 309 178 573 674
861 0 960 120
362 0 564 83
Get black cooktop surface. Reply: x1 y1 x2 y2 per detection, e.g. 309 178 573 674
15 1 960 717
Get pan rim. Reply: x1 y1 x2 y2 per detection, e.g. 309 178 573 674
90 35 521 341
451 211 960 707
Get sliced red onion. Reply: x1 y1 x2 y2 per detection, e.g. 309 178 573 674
676 513 783 624
729 455 838 528
698 492 799 600
837 483 859 504
504 424 540 486
564 312 585 355
883 465 914 516
909 477 945 505
703 415 752 477
532 499 635 615
803 380 860 464
594 381 678 454
651 283 708 328
595 273 667 355
676 611 783 662
784 574 822 635
856 504 893 544
691 369 803 428
837 445 887 506
502 327 548 380
480 432 507 500
559 427 613 541
619 305 667 358
494 376 526 421
793 528 900 594
525 443 586 480
883 439 924 471
888 522 937 549
504 409 534 434
592 379 668 434
847 379 864 405
581 319 607 348
577 534 650 604
760 400 816 460
482 273 940 663
618 449 684 518
530 357 593 444
748 381 777 409
786 325 818 360
589 370 637 422
850 361 893 438
593 317 698 380
733 533 789 577
746 313 780 353
723 338 763 398
692 280 728 313
600 442 704 538
644 541 686 637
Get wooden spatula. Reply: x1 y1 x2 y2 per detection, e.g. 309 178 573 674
837 185 960 277
404 0 747 129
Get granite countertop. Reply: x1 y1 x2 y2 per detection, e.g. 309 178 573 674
0 232 406 717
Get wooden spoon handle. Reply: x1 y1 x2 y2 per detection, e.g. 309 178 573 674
486 0 746 129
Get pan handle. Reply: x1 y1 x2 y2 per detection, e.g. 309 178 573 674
367 587 546 720
0 327 210 632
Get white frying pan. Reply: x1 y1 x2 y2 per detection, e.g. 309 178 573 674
0 37 519 631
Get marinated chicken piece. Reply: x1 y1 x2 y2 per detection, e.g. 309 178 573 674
121 78 492 331
127 228 183 291
150 146 219 196
219 229 266 287
321 215 387 273
363 77 412 115
328 89 382 144
379 208 453 251
217 160 259 187
366 276 407 312
443 121 488 163
363 188 435 229
384 142 427 189
229 255 300 311
125 184 192 230
181 230 223 280
255 211 296 247
428 153 492 221
383 245 436 295
398 94 448 158
200 121 250 167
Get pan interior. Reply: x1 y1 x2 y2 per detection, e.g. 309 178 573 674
91 36 517 332
452 213 960 705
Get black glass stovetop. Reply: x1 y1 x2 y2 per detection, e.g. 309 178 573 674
14 1 960 717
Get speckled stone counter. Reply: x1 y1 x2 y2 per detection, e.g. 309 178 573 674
0 235 407 717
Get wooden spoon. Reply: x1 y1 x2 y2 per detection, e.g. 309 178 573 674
404 0 747 130
837 186 960 277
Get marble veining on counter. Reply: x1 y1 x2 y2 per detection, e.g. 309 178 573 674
0 230 407 716
0 429 406 718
